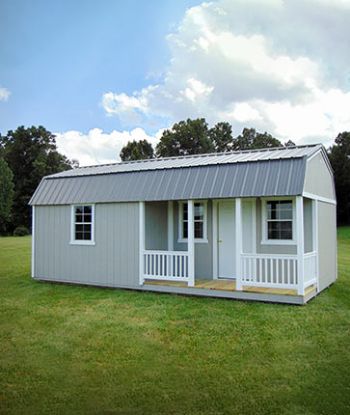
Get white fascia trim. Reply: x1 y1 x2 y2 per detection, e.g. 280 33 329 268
70 203 96 245
31 206 35 278
302 192 336 205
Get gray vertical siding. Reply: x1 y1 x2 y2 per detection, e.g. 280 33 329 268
304 152 335 200
174 200 213 279
303 198 313 253
145 202 168 250
317 201 337 291
34 203 140 288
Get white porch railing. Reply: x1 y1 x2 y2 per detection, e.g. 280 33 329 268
241 252 318 291
304 251 317 288
143 250 189 282
241 254 299 289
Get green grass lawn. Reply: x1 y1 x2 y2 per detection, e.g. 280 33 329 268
1 231 350 415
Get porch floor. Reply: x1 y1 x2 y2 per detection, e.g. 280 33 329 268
145 278 316 297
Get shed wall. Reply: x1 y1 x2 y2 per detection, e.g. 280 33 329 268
256 199 297 255
304 198 313 253
317 201 337 291
145 202 168 250
304 152 335 200
34 203 140 288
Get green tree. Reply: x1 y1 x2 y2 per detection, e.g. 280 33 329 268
120 140 154 161
156 118 214 157
0 126 76 229
209 122 233 152
233 128 282 150
329 131 350 224
0 157 14 233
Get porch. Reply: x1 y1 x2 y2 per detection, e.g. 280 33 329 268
138 196 319 303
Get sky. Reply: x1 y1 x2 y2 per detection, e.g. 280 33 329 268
1 0 350 166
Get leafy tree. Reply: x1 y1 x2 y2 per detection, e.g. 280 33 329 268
156 118 214 157
120 140 154 161
284 139 296 147
232 128 282 150
0 126 76 229
329 131 350 225
209 122 233 152
0 157 14 233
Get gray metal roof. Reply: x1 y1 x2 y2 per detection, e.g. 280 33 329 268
48 144 322 178
29 144 324 206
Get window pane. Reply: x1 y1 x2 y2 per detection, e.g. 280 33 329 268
83 232 92 240
267 221 292 240
83 206 92 215
267 201 292 220
279 208 292 220
268 222 279 239
75 214 83 223
83 214 92 223
183 203 188 221
75 224 83 232
83 224 91 233
194 203 204 220
75 206 83 215
75 232 84 240
183 222 188 238
194 222 203 238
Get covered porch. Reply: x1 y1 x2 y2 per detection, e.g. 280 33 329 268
138 196 319 302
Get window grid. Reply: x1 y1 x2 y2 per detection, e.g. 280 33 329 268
74 205 93 241
180 202 206 240
266 200 293 240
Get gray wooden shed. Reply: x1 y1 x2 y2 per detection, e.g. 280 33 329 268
30 144 337 304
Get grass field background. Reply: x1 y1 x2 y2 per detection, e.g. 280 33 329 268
0 229 349 414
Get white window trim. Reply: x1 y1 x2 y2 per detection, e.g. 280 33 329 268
70 204 96 246
261 197 296 245
178 200 208 243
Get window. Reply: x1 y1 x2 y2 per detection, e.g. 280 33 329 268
71 205 95 245
179 201 207 242
264 200 294 242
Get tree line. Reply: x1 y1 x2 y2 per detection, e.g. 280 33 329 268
0 122 349 235
120 119 295 161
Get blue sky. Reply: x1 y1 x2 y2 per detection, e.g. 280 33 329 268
1 0 350 165
0 0 198 134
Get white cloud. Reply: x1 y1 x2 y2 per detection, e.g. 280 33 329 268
0 86 11 101
55 128 163 166
101 0 350 144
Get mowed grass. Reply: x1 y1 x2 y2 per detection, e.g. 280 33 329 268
0 231 350 415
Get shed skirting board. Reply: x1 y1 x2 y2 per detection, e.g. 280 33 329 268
32 277 317 305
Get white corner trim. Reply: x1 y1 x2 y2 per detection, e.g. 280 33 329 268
302 192 336 205
139 201 145 285
306 148 322 163
31 206 35 278
70 203 96 245
212 200 218 279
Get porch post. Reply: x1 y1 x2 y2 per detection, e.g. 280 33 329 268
139 201 145 285
187 200 195 287
167 201 174 251
235 198 242 291
296 196 305 295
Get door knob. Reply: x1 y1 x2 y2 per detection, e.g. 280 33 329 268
218 239 222 243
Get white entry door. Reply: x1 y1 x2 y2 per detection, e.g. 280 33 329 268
217 200 236 278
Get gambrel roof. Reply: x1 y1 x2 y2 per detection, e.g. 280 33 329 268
30 144 328 205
